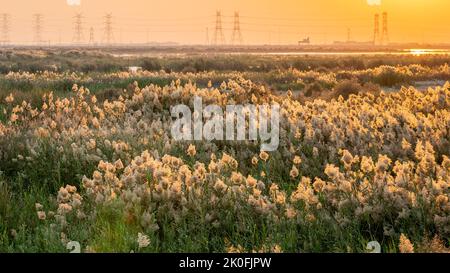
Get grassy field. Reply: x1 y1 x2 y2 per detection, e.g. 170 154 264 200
0 49 449 253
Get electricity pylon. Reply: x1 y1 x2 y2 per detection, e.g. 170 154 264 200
381 12 389 45
231 12 243 45
33 13 44 45
103 13 114 45
205 27 210 46
373 13 380 45
73 13 84 44
213 11 225 46
0 14 10 45
89 27 95 44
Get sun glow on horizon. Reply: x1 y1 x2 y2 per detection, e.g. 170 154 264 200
2 0 450 45
367 0 381 6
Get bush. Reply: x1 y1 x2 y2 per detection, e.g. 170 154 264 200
141 58 162 71
333 80 362 99
304 82 323 97
373 66 407 87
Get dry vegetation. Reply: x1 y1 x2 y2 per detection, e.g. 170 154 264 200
0 50 449 253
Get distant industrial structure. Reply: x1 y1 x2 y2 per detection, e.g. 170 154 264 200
333 11 389 46
298 37 310 45
0 9 398 47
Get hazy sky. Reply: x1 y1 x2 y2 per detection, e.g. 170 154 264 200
2 0 449 45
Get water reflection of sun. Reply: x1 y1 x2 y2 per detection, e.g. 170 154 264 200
410 49 427 56
407 49 447 56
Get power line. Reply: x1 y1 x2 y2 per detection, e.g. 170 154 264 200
114 15 213 22
236 21 369 29
237 15 368 22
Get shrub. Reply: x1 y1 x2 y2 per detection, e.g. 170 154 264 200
333 79 362 99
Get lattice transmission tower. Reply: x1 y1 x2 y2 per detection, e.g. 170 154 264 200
89 27 95 44
381 12 389 45
205 27 210 46
73 13 84 44
373 13 380 45
33 13 44 45
102 13 114 45
231 12 243 45
213 11 225 46
0 14 10 45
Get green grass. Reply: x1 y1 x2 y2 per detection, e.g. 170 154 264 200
0 172 406 253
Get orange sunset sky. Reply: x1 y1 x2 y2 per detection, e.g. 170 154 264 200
1 0 449 45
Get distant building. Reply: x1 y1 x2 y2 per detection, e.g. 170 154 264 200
298 37 310 45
